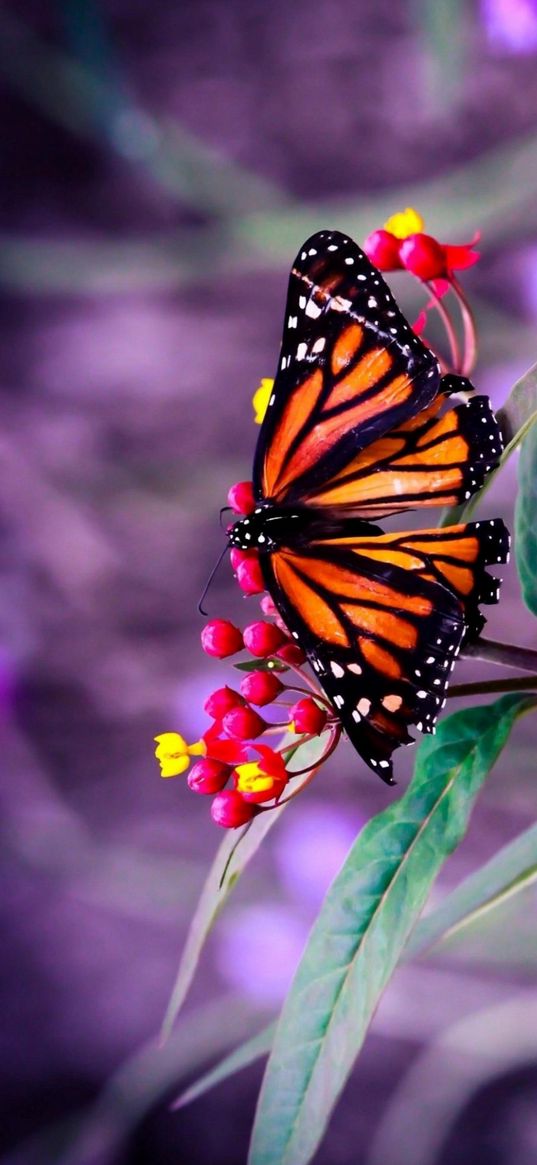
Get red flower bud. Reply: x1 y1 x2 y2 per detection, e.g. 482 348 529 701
291 697 328 735
230 546 258 572
227 481 255 515
201 619 243 659
203 686 243 719
239 670 284 706
222 704 266 740
399 233 446 281
276 642 307 666
211 789 257 828
243 620 287 657
363 229 402 271
260 594 278 617
236 557 265 596
187 758 231 794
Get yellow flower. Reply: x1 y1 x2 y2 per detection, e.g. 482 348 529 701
154 732 205 779
235 761 275 796
252 378 274 425
383 207 424 239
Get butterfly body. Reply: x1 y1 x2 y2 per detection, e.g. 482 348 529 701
229 506 377 553
230 229 509 783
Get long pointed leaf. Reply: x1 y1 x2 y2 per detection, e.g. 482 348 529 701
248 695 535 1165
515 410 537 615
172 1022 276 1111
407 819 537 956
160 733 331 1041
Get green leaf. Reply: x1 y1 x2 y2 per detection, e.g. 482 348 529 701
515 414 537 615
442 357 537 526
248 695 535 1165
160 813 285 1043
172 1022 276 1110
234 658 289 673
407 819 537 957
175 816 537 1109
160 731 331 1041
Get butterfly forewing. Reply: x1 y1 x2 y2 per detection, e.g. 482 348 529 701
253 230 440 505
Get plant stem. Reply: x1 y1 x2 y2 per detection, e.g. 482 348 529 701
448 675 537 698
462 637 537 672
425 280 461 373
451 275 478 376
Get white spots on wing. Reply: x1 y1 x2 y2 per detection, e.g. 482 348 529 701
288 315 298 329
268 393 275 407
300 252 307 260
357 274 367 281
305 299 322 319
367 296 378 308
382 694 402 713
426 656 435 664
416 721 423 732
379 760 390 769
327 244 338 251
357 698 371 716
308 248 317 256
312 336 326 354
352 710 361 723
280 355 291 370
330 661 345 678
344 256 354 265
299 295 307 309
258 534 266 544
417 690 427 699
334 694 345 709
296 342 308 360
348 663 363 675
436 637 442 645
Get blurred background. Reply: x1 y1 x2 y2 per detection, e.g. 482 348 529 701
1 2 537 1163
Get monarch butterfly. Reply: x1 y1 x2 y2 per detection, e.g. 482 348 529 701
228 230 509 784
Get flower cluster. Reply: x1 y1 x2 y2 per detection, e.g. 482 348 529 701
363 207 479 284
156 209 481 827
363 208 480 378
155 592 339 828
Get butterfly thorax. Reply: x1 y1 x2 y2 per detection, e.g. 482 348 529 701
228 503 375 552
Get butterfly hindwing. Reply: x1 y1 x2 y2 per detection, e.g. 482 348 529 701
254 230 440 505
260 519 509 781
301 392 504 518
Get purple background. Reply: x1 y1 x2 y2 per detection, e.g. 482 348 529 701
1 2 537 1163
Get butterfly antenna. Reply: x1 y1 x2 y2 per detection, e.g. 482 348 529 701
219 506 233 529
198 543 229 615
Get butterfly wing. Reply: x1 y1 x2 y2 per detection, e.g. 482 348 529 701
301 392 504 518
254 229 440 505
260 519 509 782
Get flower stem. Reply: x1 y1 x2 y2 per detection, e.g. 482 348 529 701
450 276 478 376
462 637 537 673
448 675 537 699
425 280 461 373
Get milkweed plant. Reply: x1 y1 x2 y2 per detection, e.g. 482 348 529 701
154 209 537 1165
